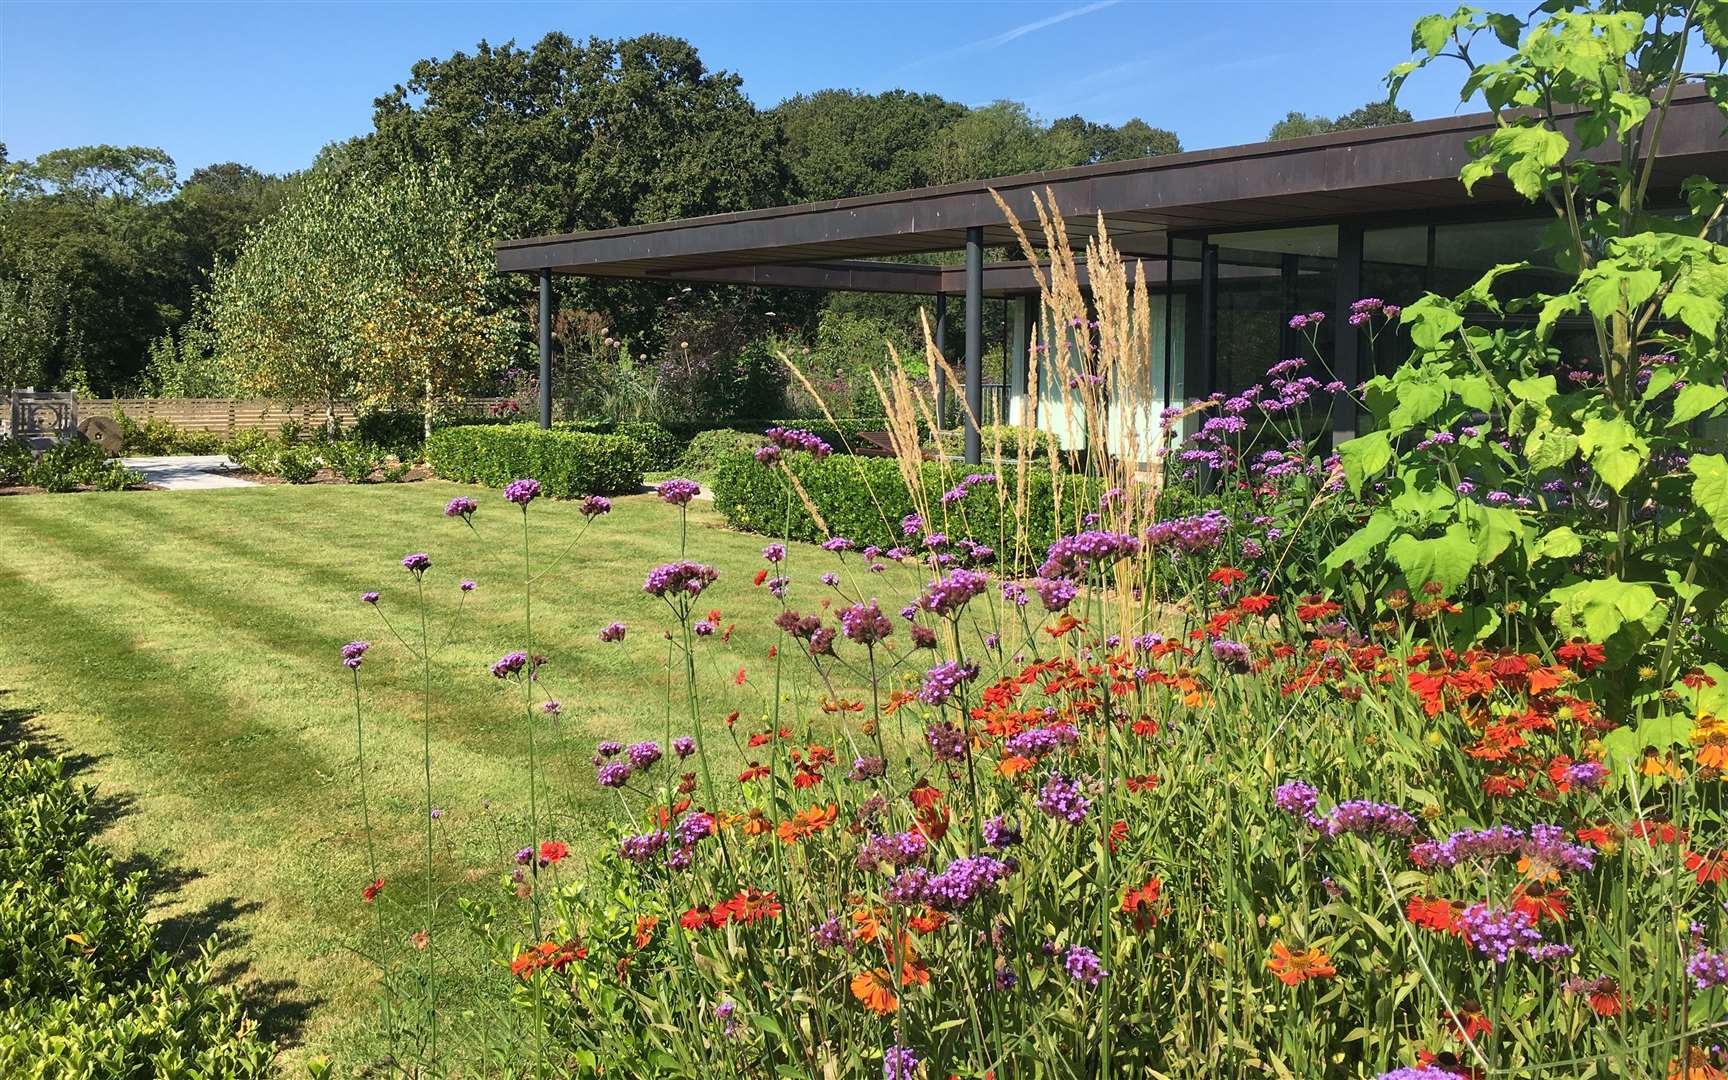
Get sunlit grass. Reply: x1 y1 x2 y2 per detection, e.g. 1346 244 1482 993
0 480 922 1072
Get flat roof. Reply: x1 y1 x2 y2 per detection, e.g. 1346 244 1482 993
498 86 1728 295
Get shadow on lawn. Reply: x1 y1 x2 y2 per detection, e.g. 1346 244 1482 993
0 689 322 1050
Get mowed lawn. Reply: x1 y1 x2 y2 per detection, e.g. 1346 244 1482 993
0 480 919 1071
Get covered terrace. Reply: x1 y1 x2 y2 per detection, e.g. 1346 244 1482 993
497 87 1728 464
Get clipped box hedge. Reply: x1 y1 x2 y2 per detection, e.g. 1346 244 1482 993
0 746 272 1075
426 424 646 497
710 449 1102 568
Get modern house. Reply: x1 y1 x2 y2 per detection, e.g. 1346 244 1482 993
497 87 1728 463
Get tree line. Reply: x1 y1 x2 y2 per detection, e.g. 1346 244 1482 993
0 30 1407 407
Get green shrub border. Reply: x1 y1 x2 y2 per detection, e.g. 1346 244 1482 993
426 424 646 497
710 449 1103 569
0 744 273 1074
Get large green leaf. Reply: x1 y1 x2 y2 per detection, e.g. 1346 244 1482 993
1336 430 1393 496
1578 415 1648 493
1323 511 1397 573
1672 383 1728 427
1388 523 1477 592
1388 375 1449 428
1463 123 1570 199
1459 501 1528 566
1532 525 1584 560
1404 299 1465 352
1580 261 1662 321
1691 454 1728 539
1546 577 1663 642
1524 420 1579 472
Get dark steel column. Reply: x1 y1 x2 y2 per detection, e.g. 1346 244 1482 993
1331 223 1363 446
537 268 553 430
1198 243 1218 402
934 292 949 428
964 227 983 465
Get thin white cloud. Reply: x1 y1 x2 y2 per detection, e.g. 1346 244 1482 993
893 0 1121 73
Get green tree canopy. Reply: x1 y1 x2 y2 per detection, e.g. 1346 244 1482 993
367 31 787 350
209 159 519 435
773 89 965 200
370 32 784 239
1268 98 1414 140
1048 115 1182 163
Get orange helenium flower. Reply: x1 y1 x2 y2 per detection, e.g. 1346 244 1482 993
850 967 898 1014
1266 941 1335 986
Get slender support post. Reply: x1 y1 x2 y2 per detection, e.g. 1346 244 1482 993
537 268 552 430
964 226 984 465
1332 222 1363 446
934 292 949 428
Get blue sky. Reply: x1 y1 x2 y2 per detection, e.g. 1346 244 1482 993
2 0 1471 178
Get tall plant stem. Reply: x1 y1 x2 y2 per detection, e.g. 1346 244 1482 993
350 668 391 1035
520 507 547 1080
415 574 437 1066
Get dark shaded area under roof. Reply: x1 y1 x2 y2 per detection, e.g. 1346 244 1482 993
497 87 1728 295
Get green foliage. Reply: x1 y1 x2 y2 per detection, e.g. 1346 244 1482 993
209 157 518 436
1267 98 1412 140
425 424 645 497
325 441 382 484
0 745 272 1075
677 427 765 475
614 421 682 471
772 90 965 201
1334 0 1728 704
111 412 222 455
368 31 786 350
21 441 141 492
273 446 321 484
0 439 32 485
223 428 278 474
1047 115 1182 163
710 449 1100 564
936 424 1061 460
0 146 284 392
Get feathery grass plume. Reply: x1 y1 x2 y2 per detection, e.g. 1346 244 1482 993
777 347 897 537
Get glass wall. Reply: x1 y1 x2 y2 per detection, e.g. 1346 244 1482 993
1362 216 1592 375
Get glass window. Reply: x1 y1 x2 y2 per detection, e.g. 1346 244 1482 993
1211 226 1337 403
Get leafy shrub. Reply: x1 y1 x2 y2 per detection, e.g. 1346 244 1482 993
382 461 412 483
274 446 321 484
112 413 223 455
0 745 273 1075
425 424 645 498
614 421 682 471
935 424 1061 460
654 308 788 421
326 441 382 484
354 410 425 454
710 448 1101 563
24 442 142 493
678 428 765 475
0 439 31 485
276 418 308 445
224 429 279 474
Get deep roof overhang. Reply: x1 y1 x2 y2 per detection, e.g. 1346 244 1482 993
498 86 1728 295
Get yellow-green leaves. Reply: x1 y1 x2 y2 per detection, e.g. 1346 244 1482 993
1577 415 1648 493
1691 454 1728 539
1388 523 1479 593
1336 430 1393 497
1462 123 1570 200
1547 577 1666 643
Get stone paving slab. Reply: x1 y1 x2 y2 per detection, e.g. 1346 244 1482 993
119 455 258 491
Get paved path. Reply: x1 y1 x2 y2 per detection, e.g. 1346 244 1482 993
120 455 257 491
